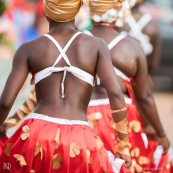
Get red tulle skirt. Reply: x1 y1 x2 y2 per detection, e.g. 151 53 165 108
0 137 8 155
87 99 117 155
87 98 150 173
147 139 173 173
0 113 122 173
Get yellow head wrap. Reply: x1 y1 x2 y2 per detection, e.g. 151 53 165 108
128 0 143 8
136 0 143 5
43 0 85 22
89 0 126 23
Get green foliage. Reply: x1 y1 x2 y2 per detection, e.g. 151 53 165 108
0 33 9 45
0 1 6 16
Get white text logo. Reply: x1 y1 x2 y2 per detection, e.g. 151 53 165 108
3 163 11 171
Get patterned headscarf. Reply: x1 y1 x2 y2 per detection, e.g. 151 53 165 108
128 0 143 8
89 0 126 23
43 0 88 22
136 0 143 5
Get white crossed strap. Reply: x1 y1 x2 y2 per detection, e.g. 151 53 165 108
125 14 153 55
34 32 94 98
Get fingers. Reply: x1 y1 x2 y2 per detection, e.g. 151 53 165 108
157 136 170 155
124 160 132 168
163 148 168 155
163 147 169 154
118 153 132 168
0 124 7 137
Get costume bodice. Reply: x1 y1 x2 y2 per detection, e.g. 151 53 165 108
33 32 94 98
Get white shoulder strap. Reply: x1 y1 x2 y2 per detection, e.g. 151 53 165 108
138 14 152 30
114 67 130 82
44 32 81 67
108 35 125 50
83 30 93 36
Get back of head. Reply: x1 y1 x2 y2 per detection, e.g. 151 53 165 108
136 0 143 5
43 0 88 22
89 0 132 28
89 0 125 23
128 0 143 8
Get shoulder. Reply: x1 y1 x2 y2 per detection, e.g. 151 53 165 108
125 37 147 61
113 36 145 60
143 19 160 37
118 36 142 52
14 36 49 63
79 32 108 50
17 36 45 52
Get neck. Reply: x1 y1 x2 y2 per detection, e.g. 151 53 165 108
49 19 76 33
94 22 117 30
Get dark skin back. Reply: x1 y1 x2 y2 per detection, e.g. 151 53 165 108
117 4 161 73
0 19 132 167
91 26 147 99
0 19 126 124
89 25 170 153
132 5 161 73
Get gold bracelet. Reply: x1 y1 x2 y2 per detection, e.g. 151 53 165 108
111 107 127 114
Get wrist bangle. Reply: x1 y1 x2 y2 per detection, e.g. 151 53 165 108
111 107 127 114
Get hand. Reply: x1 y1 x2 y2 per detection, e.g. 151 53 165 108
0 123 11 137
157 136 170 154
0 119 17 137
144 124 157 139
116 152 132 168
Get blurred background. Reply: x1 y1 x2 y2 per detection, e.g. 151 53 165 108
0 0 173 145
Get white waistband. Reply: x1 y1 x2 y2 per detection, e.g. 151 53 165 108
125 97 132 104
27 113 90 126
89 98 110 106
89 97 132 106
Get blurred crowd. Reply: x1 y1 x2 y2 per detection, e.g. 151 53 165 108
0 0 173 172
0 0 173 59
0 0 47 56
0 0 93 59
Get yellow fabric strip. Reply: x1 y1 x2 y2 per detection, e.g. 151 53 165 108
111 107 127 113
115 117 128 134
117 136 129 148
115 145 130 156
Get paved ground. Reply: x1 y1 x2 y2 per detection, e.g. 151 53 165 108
0 59 173 146
153 92 173 146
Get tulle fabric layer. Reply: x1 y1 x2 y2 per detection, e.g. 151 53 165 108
87 98 150 173
87 99 117 155
0 113 115 173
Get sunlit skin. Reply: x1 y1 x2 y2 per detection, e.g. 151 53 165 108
117 0 161 137
89 23 170 154
118 1 161 74
0 17 132 167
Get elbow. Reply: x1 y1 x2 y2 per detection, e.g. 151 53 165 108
136 91 154 106
109 87 124 101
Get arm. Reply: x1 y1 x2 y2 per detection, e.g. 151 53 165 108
0 43 30 126
96 39 131 168
0 89 36 137
133 43 170 153
146 21 161 73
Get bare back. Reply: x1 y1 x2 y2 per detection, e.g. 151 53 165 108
27 31 100 120
90 26 147 98
0 20 126 125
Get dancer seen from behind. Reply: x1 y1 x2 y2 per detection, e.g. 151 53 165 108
1 0 169 172
119 0 161 74
120 1 173 172
0 0 132 172
85 0 170 172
